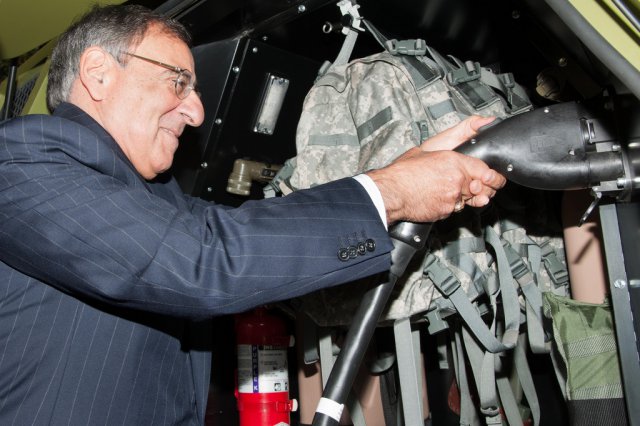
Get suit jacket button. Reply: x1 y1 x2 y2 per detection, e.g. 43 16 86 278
347 246 358 259
357 242 366 256
365 239 376 252
338 248 349 261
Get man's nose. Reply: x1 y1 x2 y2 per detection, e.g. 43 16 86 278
179 90 205 127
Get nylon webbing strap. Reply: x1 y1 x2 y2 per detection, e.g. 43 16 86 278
470 68 531 113
427 99 457 120
334 28 359 67
424 253 515 353
501 240 549 353
425 46 455 72
497 73 532 114
346 393 366 426
302 313 320 364
515 333 541 426
443 236 488 290
454 78 498 110
399 56 440 89
356 106 393 140
394 318 425 425
499 220 558 354
453 328 480 426
308 134 360 147
362 19 388 50
461 327 501 425
318 328 335 388
480 339 501 424
496 371 523 426
484 226 521 349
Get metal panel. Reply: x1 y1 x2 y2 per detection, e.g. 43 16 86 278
173 37 320 205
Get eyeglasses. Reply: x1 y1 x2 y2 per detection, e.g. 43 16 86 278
121 52 196 99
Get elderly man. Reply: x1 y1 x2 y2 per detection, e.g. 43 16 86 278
0 4 504 425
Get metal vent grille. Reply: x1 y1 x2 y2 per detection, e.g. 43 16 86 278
12 75 38 116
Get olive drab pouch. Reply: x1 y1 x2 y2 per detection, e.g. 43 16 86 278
543 293 628 426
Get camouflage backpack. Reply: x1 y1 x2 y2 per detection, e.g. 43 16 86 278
268 9 569 425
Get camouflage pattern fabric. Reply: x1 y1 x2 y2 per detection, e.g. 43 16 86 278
290 51 511 190
272 47 567 327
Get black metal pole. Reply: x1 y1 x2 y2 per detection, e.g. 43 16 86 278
1 60 18 121
312 221 432 426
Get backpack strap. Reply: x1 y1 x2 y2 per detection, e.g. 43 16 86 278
320 0 366 75
500 237 550 354
483 226 522 348
461 326 503 425
515 333 542 426
451 326 482 425
424 250 517 353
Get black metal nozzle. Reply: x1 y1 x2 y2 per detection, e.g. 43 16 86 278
456 102 626 191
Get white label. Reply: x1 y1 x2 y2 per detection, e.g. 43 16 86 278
316 397 344 422
237 344 288 393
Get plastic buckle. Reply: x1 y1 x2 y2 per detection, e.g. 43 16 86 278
500 72 516 89
426 309 450 334
540 241 569 286
502 241 529 279
439 275 461 297
447 60 482 84
480 405 501 417
424 254 461 297
386 39 427 56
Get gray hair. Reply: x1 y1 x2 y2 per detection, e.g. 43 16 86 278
46 4 191 112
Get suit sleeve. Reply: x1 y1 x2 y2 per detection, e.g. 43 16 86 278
0 132 393 319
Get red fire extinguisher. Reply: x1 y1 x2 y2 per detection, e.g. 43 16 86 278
235 307 297 426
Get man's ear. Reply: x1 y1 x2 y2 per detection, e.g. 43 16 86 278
77 47 116 101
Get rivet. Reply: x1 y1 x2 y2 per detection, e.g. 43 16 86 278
614 279 626 289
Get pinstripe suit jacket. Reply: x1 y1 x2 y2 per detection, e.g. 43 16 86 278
0 103 393 425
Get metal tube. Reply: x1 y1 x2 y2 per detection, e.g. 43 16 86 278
1 61 18 121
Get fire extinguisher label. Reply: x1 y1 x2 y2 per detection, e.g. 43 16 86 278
237 344 288 393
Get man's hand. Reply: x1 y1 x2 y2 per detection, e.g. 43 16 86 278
365 116 506 225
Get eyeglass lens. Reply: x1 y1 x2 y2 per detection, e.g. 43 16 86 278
175 70 194 99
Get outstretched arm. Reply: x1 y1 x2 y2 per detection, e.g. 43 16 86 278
365 116 506 225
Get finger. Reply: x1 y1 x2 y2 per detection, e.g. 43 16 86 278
419 115 496 152
463 180 492 202
465 194 490 208
468 179 484 195
482 169 507 189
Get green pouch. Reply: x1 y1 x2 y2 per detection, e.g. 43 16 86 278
543 292 628 426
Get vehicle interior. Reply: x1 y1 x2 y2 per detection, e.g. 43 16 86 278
1 0 639 425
